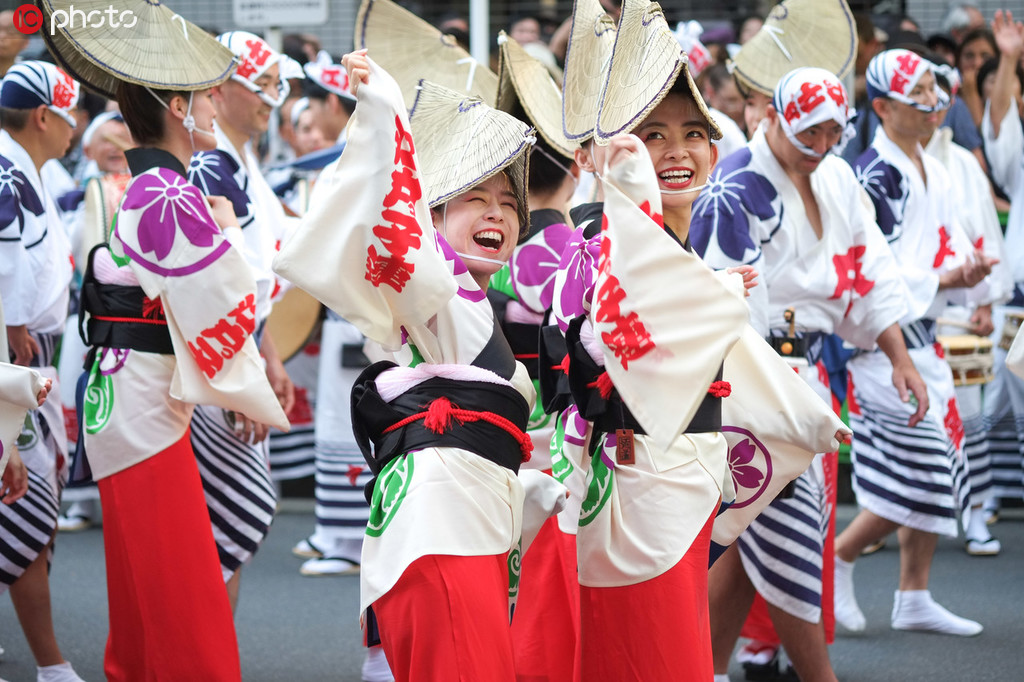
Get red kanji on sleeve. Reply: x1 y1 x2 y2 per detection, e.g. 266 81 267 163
365 246 414 292
933 226 956 268
637 201 664 228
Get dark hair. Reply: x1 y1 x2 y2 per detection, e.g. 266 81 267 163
956 28 997 69
301 79 356 115
0 107 30 131
854 13 876 45
116 81 186 146
976 56 1024 99
700 62 732 93
927 33 958 58
528 138 570 196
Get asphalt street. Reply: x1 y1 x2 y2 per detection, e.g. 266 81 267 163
0 501 1020 681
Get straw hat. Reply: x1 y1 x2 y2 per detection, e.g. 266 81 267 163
409 80 535 236
36 0 236 98
727 0 858 97
561 0 618 143
355 0 498 110
595 0 721 144
496 33 574 160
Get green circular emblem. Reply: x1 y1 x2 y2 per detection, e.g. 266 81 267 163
578 449 613 527
84 362 115 434
16 412 37 449
549 415 575 484
507 540 522 599
365 455 415 537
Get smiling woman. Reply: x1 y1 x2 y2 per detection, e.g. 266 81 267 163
273 53 542 682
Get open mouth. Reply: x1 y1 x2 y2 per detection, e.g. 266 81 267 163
473 229 505 252
658 168 694 189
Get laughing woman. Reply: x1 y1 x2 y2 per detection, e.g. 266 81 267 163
274 51 543 681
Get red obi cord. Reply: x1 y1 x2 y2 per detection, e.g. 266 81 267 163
382 396 533 462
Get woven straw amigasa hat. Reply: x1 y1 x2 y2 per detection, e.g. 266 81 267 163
594 0 722 145
36 0 236 98
355 0 497 111
496 32 575 160
561 0 618 143
727 0 858 97
410 80 535 237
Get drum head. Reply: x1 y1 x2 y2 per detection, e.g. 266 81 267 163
266 287 323 361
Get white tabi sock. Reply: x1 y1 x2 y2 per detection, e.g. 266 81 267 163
891 589 983 636
966 506 994 542
37 661 85 682
833 556 866 632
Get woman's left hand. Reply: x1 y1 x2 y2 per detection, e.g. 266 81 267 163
726 264 759 297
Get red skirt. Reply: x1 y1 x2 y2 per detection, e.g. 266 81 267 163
510 517 581 682
579 509 716 682
374 553 516 682
97 430 240 682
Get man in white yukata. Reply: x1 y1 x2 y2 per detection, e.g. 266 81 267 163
835 48 998 637
692 67 926 682
0 60 85 682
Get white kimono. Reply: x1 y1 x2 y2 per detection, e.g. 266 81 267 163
690 130 907 622
848 127 982 535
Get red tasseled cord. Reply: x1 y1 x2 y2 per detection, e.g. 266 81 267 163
557 354 571 375
422 396 461 433
708 380 732 398
588 371 614 400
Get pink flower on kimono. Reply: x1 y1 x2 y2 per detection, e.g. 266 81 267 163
122 168 219 261
729 438 765 490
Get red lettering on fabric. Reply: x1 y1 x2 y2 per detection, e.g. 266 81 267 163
236 60 257 79
187 295 256 378
783 101 801 125
944 397 964 451
895 52 921 77
637 200 664 228
973 236 984 250
594 234 656 370
320 67 347 90
797 83 825 115
365 246 415 290
831 246 875 312
825 80 846 107
51 69 75 108
889 72 909 95
933 226 956 268
364 116 424 293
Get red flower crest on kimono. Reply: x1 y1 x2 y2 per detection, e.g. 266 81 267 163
831 245 875 309
944 397 964 451
933 226 956 268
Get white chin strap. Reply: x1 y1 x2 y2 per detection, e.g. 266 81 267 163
440 202 510 268
231 73 290 108
146 88 216 148
661 183 707 195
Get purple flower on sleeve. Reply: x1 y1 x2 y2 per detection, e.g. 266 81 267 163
0 157 44 232
121 168 219 261
553 227 602 331
729 438 765 490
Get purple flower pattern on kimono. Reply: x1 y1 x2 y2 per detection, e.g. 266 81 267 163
552 226 602 332
117 168 229 277
510 222 574 314
854 148 908 240
188 151 254 228
690 148 783 264
0 157 44 233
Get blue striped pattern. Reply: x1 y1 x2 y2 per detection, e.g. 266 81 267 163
849 394 969 536
737 466 827 622
191 403 277 580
